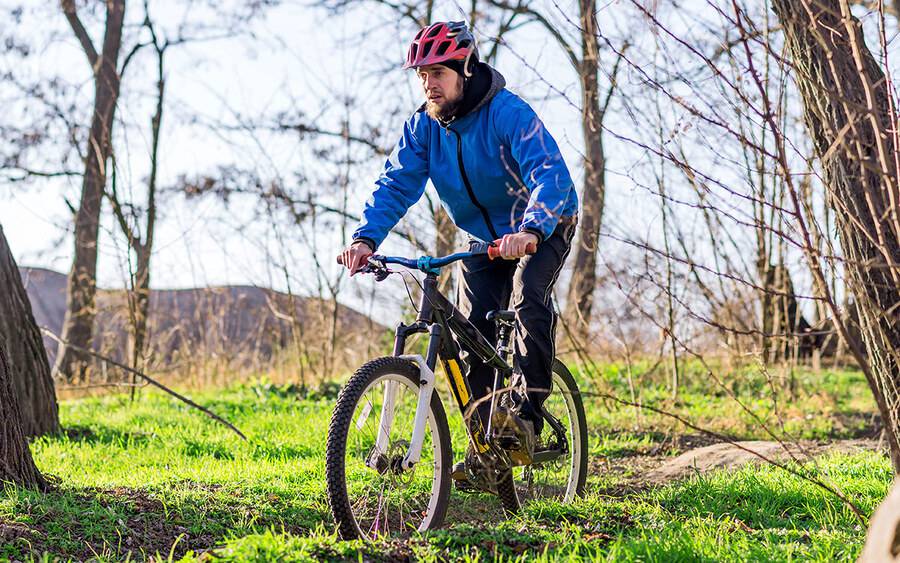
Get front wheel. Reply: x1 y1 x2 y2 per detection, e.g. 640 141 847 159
498 359 588 511
325 357 452 540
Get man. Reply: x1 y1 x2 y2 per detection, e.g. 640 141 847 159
338 21 578 479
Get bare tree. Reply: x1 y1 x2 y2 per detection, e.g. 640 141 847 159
771 0 900 471
0 225 59 437
106 4 164 378
54 0 126 381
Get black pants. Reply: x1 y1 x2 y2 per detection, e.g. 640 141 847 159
456 219 576 434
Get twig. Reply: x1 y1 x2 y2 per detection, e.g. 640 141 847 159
42 328 247 441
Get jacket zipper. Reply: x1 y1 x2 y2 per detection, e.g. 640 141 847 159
450 128 499 240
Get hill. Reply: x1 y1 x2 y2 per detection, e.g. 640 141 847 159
18 267 389 374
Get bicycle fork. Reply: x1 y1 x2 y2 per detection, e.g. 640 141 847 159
368 324 442 472
368 322 490 473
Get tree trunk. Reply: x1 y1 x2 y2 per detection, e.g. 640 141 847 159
564 0 605 343
760 264 813 362
129 39 164 374
0 226 59 437
772 0 900 471
0 338 46 489
55 0 126 381
130 244 151 367
435 206 457 294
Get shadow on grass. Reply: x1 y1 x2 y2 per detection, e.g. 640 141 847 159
0 481 329 561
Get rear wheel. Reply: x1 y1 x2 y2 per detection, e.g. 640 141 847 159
326 357 452 539
497 359 588 511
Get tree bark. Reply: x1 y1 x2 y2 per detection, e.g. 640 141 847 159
861 478 900 561
55 0 126 381
564 0 607 343
772 0 900 471
0 334 46 489
0 226 59 437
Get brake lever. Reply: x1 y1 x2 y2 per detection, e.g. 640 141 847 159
362 257 390 282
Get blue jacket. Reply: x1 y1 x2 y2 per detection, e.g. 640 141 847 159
353 66 577 250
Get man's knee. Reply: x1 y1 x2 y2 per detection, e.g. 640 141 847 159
512 288 553 325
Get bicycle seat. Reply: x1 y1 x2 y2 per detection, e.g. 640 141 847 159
486 310 516 323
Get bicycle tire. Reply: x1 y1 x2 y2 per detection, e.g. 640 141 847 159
326 356 452 540
497 358 588 511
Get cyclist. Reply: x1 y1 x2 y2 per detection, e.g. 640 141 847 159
338 21 578 482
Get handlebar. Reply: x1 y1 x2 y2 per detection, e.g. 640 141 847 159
337 239 537 276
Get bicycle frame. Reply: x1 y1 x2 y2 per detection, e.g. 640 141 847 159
369 271 512 470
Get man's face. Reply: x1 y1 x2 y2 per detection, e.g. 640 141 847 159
418 64 463 118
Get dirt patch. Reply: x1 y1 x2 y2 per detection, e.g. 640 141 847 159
591 433 724 494
1 484 223 561
591 437 881 492
0 521 34 544
641 439 878 485
99 486 218 559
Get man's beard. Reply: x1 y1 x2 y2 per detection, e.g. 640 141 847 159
426 96 463 122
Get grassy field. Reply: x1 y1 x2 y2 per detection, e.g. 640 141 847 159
0 363 891 561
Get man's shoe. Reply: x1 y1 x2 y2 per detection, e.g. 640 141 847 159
491 408 535 466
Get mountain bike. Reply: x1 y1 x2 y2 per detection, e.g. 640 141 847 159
326 242 587 540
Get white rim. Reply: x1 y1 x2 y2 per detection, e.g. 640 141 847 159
553 370 582 501
348 373 445 538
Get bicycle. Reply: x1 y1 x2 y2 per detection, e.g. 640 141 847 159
326 242 588 540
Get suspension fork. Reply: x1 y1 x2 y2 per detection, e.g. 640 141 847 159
370 322 442 471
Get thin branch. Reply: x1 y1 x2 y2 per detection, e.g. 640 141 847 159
61 0 99 69
487 0 582 72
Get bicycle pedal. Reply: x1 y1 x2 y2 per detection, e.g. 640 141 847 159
491 409 535 467
451 461 482 493
506 447 532 467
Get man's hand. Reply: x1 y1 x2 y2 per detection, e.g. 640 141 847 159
337 240 374 276
496 232 539 260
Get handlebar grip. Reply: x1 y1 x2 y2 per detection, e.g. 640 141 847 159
487 240 537 260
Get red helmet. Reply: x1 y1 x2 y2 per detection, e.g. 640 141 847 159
403 21 478 74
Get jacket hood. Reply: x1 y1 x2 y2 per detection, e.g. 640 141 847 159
459 62 506 118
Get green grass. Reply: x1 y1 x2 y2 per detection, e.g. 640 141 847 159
0 364 890 561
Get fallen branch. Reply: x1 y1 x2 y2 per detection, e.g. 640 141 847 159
42 328 247 441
